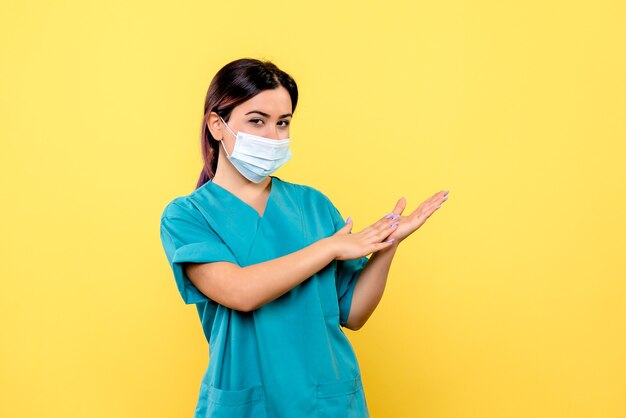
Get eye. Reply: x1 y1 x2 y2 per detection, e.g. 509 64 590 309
278 120 291 127
249 118 264 125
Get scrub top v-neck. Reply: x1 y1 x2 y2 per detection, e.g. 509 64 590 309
160 176 371 418
209 177 274 219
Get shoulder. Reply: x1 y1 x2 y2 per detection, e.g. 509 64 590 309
160 178 218 221
275 178 346 230
160 193 204 224
273 176 335 207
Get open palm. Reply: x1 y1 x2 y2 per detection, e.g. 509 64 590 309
385 190 449 243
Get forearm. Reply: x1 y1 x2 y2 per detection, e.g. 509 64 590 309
187 237 337 311
344 243 399 330
238 237 337 311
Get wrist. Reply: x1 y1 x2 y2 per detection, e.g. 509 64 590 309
320 236 339 260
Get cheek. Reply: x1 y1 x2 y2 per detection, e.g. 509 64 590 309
216 137 235 157
226 137 237 154
279 125 291 139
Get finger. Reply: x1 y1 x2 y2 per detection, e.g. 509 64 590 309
430 192 449 210
367 216 398 236
434 196 448 210
371 240 396 253
392 196 407 216
361 213 397 236
425 190 448 206
373 203 404 226
434 190 449 204
380 211 399 222
370 219 399 241
409 202 439 223
336 217 353 235
362 197 413 234
410 204 433 220
410 191 448 220
357 218 392 242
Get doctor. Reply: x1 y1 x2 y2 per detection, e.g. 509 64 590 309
160 58 449 418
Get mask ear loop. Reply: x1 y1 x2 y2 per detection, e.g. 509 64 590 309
218 116 237 158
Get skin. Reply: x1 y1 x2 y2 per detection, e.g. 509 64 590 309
184 86 450 330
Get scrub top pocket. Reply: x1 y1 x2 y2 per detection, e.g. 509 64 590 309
316 375 369 418
205 384 267 418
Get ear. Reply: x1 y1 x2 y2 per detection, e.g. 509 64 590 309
207 112 224 141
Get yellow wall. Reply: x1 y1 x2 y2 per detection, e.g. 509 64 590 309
1 1 625 417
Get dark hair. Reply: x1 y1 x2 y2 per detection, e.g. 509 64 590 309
195 58 299 189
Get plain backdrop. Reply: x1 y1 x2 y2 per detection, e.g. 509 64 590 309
1 1 625 417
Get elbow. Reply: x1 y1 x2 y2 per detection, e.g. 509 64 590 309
237 288 276 312
344 309 370 330
231 277 260 313
224 287 255 313
343 319 364 331
231 267 273 312
228 297 253 313
189 263 258 312
207 292 255 313
236 297 257 313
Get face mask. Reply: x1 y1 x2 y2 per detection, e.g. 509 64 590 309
218 116 292 183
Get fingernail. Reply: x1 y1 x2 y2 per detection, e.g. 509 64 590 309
346 216 352 223
386 238 395 243
436 205 441 209
384 213 394 219
391 222 399 228
443 196 448 201
392 215 400 220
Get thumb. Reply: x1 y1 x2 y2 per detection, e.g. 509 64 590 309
393 197 407 216
337 216 353 234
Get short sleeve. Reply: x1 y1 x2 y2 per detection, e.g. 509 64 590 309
324 196 369 327
159 200 238 305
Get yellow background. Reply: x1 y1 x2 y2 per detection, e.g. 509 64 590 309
1 1 625 417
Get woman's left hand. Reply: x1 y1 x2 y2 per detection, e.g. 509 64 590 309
384 190 449 244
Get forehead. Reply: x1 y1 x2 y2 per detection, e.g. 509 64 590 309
234 87 292 115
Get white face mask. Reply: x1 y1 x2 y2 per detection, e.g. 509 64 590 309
218 116 292 183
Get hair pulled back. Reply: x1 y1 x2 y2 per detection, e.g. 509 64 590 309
196 58 299 189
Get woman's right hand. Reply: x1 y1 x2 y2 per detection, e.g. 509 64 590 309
329 214 399 260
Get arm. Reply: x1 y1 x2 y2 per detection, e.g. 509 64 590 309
185 237 335 312
344 242 398 330
184 218 396 312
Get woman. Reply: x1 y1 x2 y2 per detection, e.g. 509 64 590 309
159 58 449 418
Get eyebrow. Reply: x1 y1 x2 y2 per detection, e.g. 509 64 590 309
244 110 292 118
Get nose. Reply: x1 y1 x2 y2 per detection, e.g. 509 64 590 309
264 125 281 140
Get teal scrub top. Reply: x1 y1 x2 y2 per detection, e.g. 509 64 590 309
159 176 371 418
